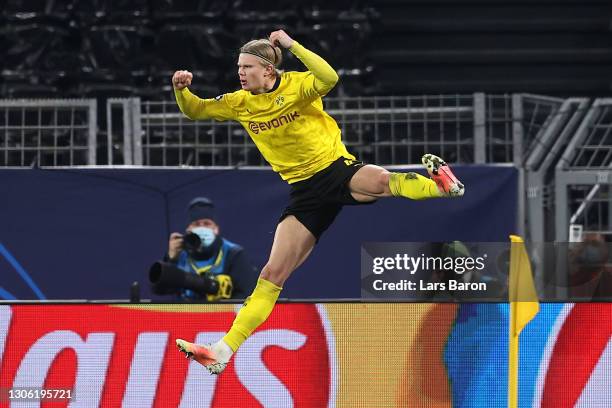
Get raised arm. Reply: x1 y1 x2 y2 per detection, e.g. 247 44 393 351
172 70 235 121
173 70 199 119
269 30 339 96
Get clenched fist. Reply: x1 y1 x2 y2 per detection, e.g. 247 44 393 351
172 70 193 90
269 30 294 49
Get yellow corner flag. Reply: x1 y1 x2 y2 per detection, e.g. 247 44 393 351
508 235 540 408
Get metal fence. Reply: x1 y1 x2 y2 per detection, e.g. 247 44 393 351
485 93 565 165
524 98 590 243
326 95 480 165
0 94 563 168
128 95 484 167
106 93 572 168
139 99 251 167
555 98 612 242
0 99 97 166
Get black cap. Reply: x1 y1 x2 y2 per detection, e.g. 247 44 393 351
187 197 215 223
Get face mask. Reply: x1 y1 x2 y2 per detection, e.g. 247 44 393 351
191 227 216 248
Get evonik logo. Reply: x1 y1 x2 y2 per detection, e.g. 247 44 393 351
248 111 299 134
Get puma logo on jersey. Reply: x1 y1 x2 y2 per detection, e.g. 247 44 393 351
248 111 299 134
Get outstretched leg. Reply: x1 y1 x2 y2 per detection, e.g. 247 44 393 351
348 154 464 201
177 215 316 374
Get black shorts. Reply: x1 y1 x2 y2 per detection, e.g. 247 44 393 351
279 157 374 241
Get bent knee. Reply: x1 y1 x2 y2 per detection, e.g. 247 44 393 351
378 169 391 186
376 169 391 195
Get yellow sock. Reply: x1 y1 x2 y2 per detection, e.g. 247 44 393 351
389 172 441 200
222 278 282 352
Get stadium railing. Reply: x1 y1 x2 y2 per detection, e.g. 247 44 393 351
0 99 97 166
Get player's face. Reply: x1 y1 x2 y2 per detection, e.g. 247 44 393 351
237 53 273 93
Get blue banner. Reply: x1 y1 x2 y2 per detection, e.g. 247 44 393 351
0 165 517 300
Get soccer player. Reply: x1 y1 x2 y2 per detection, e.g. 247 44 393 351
174 30 465 374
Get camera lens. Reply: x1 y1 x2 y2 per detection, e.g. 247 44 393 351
183 232 201 252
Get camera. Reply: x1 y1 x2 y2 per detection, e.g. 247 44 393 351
149 261 219 295
182 232 202 254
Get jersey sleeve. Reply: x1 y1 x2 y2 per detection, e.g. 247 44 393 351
289 41 339 98
174 87 237 121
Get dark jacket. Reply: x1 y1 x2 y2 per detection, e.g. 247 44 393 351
157 237 258 301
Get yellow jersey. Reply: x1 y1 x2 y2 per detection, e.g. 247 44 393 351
174 42 355 183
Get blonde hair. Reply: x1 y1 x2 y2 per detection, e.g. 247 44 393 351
239 39 283 76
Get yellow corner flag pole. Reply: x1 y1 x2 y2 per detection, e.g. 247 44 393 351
508 235 540 408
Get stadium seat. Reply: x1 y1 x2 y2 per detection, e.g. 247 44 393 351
2 18 76 72
156 24 237 71
0 0 376 98
84 25 156 72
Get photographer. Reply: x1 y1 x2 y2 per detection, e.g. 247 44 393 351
151 197 258 301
